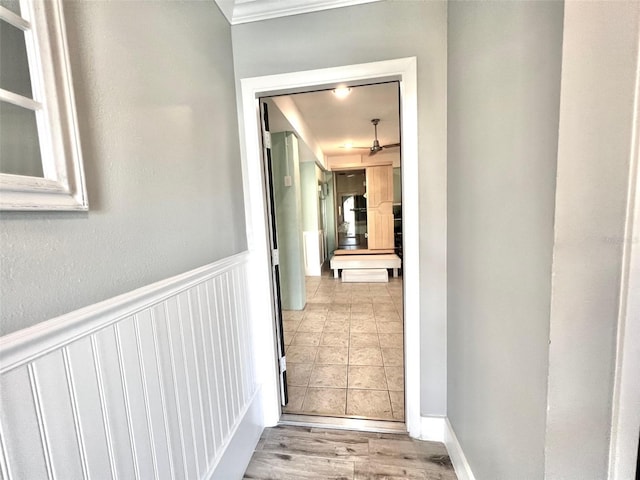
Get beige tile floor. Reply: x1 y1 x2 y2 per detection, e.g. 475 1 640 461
282 270 404 422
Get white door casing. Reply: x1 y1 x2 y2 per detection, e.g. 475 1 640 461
608 29 640 478
236 57 421 437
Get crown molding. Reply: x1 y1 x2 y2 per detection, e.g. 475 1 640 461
225 0 382 25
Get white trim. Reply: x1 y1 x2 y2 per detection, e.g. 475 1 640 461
0 5 30 29
420 415 445 442
0 88 41 110
237 57 421 436
608 25 640 480
0 0 87 211
0 252 249 374
444 418 477 480
229 0 382 25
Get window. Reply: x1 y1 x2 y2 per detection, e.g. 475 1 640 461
0 0 87 210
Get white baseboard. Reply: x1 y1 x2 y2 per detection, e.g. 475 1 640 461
419 416 475 480
420 415 446 442
444 417 476 480
206 388 264 480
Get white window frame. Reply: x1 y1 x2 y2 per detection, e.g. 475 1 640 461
0 0 87 211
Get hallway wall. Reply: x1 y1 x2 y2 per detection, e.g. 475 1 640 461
231 0 448 417
447 2 564 479
0 1 246 335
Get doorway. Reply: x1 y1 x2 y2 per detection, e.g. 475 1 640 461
262 81 406 425
237 57 422 437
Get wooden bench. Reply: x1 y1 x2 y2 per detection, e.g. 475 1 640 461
330 253 402 281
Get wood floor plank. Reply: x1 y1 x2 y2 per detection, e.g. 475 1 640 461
368 438 456 475
410 438 450 456
354 460 429 480
309 427 409 440
262 432 369 461
244 426 457 480
243 451 355 480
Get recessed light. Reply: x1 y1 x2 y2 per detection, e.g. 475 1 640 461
332 87 351 99
342 142 353 149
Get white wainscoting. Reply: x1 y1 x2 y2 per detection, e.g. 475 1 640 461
0 252 260 480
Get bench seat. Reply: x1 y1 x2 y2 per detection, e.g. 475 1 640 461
330 253 401 281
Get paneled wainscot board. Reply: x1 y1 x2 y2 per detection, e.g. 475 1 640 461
0 252 257 479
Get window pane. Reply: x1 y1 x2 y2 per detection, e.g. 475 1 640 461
0 101 43 177
0 19 33 99
0 0 21 15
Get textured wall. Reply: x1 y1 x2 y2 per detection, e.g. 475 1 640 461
232 0 448 416
0 1 246 335
447 1 564 478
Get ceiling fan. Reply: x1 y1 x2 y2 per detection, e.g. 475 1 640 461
349 118 400 156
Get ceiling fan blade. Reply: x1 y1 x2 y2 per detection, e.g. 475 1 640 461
382 143 401 149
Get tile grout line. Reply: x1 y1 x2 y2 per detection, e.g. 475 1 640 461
285 272 405 421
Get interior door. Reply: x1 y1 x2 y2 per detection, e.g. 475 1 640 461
366 165 395 249
259 100 288 406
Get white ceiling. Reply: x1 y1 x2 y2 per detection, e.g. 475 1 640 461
270 82 400 158
214 0 398 161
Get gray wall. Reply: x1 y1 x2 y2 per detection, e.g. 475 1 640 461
447 2 564 479
232 0 448 415
545 2 640 478
0 1 246 335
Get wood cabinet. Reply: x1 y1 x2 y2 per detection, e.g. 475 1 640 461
366 165 394 250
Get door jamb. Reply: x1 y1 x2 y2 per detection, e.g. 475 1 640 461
237 57 421 438
608 41 640 478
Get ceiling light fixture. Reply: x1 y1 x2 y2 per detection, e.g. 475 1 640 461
342 142 353 149
332 87 351 99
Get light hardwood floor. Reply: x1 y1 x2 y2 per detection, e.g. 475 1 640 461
243 425 458 480
282 271 404 421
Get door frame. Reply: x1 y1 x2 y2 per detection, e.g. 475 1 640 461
608 47 640 477
237 57 421 437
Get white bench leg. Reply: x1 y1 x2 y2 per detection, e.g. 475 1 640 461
333 269 339 279
393 268 398 278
